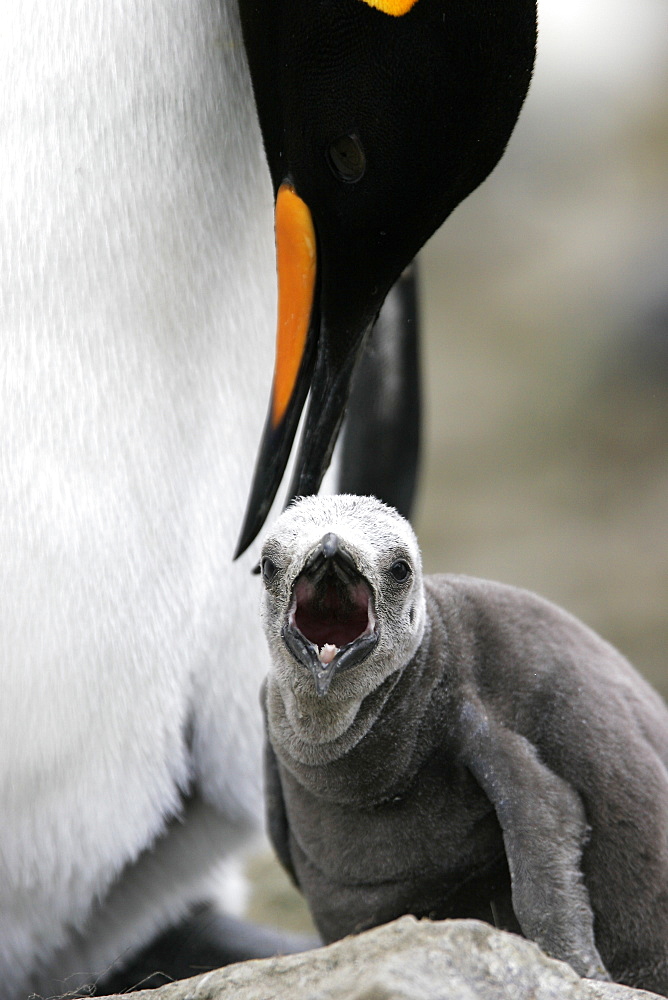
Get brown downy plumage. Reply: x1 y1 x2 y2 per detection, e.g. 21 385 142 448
260 494 668 996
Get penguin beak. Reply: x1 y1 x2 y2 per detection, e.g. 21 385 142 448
281 533 378 697
234 184 372 558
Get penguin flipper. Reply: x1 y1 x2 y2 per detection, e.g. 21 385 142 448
337 263 421 521
460 704 609 982
264 737 301 891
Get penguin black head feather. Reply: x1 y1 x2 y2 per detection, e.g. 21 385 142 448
236 0 537 554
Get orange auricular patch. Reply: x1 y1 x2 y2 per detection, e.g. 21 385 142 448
272 184 317 428
357 0 420 15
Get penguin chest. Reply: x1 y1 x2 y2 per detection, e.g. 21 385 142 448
280 751 508 941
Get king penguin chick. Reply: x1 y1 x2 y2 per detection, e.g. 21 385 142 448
260 494 668 996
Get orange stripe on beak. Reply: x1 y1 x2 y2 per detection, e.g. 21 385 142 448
271 183 317 429
357 0 419 15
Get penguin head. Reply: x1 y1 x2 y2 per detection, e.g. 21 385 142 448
236 0 537 554
259 494 426 705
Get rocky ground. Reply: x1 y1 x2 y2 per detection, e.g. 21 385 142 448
113 918 665 1000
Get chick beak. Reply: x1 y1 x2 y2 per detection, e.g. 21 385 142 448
281 533 378 696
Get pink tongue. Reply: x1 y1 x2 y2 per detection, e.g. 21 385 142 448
318 643 338 665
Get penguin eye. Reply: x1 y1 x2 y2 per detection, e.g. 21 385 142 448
261 557 279 584
327 134 366 184
390 559 411 583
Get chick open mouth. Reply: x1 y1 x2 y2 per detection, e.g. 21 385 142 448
281 534 378 696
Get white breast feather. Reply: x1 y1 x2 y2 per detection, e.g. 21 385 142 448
0 1 274 994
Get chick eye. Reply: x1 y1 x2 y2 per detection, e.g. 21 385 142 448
327 134 366 183
390 559 411 583
261 557 279 584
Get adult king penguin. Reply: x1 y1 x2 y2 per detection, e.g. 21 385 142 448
0 0 535 995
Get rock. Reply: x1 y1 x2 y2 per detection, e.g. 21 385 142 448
100 917 662 1000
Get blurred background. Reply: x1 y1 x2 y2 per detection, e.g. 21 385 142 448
417 0 668 692
247 0 668 931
